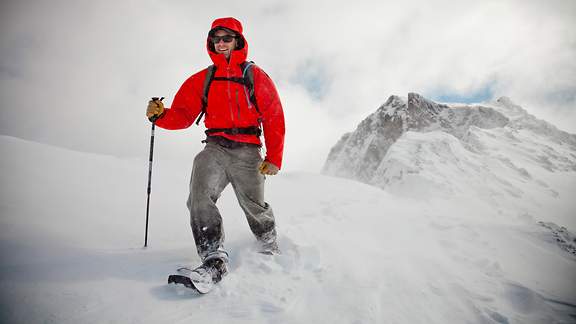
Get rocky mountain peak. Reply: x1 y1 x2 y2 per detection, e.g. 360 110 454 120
407 92 448 115
323 93 576 203
323 93 512 182
383 95 405 108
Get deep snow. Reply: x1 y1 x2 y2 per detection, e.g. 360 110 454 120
1 135 575 323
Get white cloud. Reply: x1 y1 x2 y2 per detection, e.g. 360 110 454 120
1 0 574 171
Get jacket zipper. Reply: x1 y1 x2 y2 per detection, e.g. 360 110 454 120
226 67 234 123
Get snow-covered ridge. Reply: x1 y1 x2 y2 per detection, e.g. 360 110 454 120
490 97 576 147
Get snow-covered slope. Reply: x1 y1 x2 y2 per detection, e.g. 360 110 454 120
1 135 575 323
323 94 576 228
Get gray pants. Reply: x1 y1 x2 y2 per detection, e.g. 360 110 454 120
186 142 276 262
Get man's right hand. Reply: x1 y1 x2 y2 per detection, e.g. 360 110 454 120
146 98 165 120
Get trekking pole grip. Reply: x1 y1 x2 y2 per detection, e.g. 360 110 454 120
148 97 165 123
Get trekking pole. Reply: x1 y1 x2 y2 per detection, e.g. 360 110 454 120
145 96 164 248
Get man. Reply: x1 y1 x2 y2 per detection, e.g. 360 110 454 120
146 17 285 291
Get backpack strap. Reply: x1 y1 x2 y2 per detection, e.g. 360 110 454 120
240 61 260 115
195 64 217 125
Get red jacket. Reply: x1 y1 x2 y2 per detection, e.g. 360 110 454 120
155 17 285 169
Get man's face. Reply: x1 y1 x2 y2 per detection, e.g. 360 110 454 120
212 30 238 59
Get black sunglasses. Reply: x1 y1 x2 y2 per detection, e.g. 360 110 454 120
211 35 237 44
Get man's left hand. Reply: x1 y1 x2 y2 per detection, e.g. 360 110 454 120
259 161 279 175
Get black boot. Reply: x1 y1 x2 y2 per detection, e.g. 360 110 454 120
201 257 228 283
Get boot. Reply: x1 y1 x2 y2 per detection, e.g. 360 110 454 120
200 257 228 283
257 229 280 255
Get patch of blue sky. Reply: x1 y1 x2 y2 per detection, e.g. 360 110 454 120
427 84 494 104
290 59 330 101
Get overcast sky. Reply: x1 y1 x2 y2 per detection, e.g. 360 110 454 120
1 0 575 172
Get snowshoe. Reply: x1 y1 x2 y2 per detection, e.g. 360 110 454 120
168 257 228 294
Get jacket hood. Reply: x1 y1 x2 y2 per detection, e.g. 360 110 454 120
207 17 248 67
